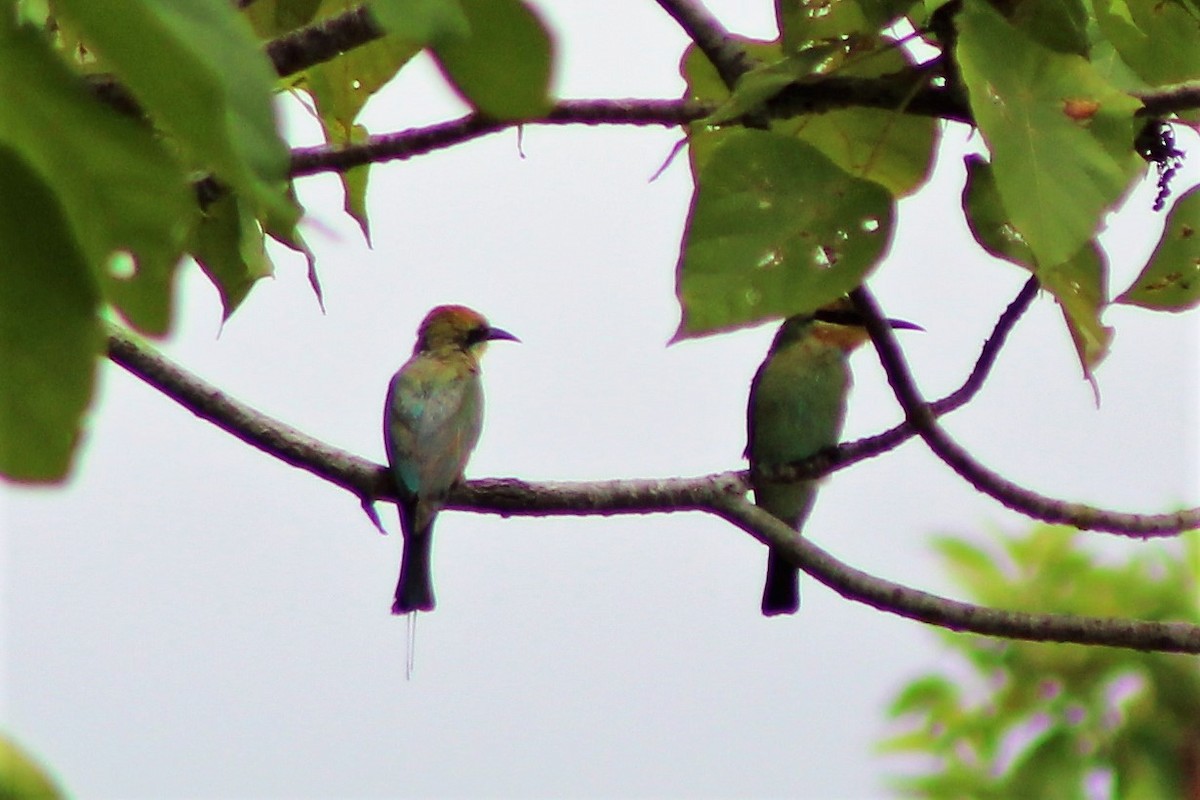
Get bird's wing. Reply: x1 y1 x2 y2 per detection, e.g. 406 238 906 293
385 354 484 502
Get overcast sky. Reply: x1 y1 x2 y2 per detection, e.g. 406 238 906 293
4 2 1198 798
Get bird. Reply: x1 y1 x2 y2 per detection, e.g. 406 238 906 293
384 305 518 614
747 299 920 616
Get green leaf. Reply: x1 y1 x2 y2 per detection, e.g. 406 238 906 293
963 154 1036 267
189 195 273 320
369 0 470 45
791 106 937 197
957 2 1143 270
675 129 894 337
432 0 553 120
0 147 102 483
702 46 839 126
933 536 1009 602
55 0 300 234
0 734 66 799
242 0 323 39
1116 185 1200 311
0 25 194 335
1093 0 1200 87
1040 243 1113 378
963 157 1112 376
680 39 781 172
775 0 869 52
342 124 373 244
1007 0 1090 56
305 0 422 133
888 674 960 717
1001 726 1087 800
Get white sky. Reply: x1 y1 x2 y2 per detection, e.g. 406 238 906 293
3 2 1199 797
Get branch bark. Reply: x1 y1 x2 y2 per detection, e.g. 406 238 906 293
849 287 1200 537
104 325 1200 654
652 0 756 89
766 276 1041 483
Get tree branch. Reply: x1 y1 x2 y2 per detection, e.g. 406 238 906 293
849 287 1200 537
288 100 709 177
264 5 384 78
714 494 1200 654
764 275 1041 484
104 325 1200 653
652 0 755 89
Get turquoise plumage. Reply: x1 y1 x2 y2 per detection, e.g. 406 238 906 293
385 305 517 614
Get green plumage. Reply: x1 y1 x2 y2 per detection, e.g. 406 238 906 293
384 305 517 614
747 315 855 616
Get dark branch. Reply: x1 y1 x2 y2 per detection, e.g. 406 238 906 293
104 325 1200 653
1134 81 1200 118
848 287 1200 537
715 495 1200 654
653 0 756 89
264 5 384 78
286 87 965 178
804 275 1040 477
288 100 709 176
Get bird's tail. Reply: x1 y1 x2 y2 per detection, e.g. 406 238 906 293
761 549 800 616
393 508 436 614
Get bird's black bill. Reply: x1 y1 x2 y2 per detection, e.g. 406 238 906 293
813 308 924 332
485 326 520 343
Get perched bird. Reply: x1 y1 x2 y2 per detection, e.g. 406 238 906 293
385 305 518 614
747 300 920 616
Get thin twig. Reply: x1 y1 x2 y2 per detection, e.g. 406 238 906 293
849 287 1200 536
815 275 1040 475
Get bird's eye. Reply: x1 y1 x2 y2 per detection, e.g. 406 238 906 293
465 327 490 346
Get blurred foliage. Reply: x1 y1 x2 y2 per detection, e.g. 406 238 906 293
881 525 1200 798
0 734 66 800
0 0 1197 484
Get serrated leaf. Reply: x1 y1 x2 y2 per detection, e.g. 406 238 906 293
342 124 372 244
190 194 273 320
1116 185 1200 311
675 129 894 337
305 0 422 133
963 156 1113 377
1041 243 1113 378
0 147 102 483
957 2 1143 270
432 0 553 120
268 223 323 312
55 0 300 235
0 25 194 335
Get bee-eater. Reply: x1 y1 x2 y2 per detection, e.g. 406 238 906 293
748 300 920 616
385 305 518 614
